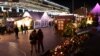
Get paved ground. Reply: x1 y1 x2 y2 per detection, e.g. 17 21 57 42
0 27 61 56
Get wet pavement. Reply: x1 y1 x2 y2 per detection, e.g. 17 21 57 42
0 27 61 56
82 31 100 56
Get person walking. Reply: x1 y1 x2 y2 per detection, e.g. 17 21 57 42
37 29 44 52
24 25 28 34
14 25 19 39
21 25 24 34
29 29 37 56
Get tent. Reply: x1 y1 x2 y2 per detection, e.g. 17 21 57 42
91 3 100 15
28 11 44 20
91 3 100 26
41 12 53 21
23 11 44 20
22 11 44 28
41 12 53 27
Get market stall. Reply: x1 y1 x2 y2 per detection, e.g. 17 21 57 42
54 15 75 36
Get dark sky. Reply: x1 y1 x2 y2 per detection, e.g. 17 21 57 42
50 0 100 12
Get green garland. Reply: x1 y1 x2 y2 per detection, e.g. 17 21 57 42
63 23 74 37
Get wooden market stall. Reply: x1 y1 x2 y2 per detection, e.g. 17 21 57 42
54 15 75 35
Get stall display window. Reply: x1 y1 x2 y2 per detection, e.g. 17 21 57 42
58 20 64 30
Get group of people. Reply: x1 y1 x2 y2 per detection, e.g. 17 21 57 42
29 29 44 55
21 25 28 34
14 25 44 55
14 25 28 39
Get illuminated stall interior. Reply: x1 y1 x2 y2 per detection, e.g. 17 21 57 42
14 11 33 29
14 17 32 29
86 16 93 24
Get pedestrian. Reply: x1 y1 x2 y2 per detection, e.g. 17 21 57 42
21 25 24 34
14 25 19 39
29 29 37 56
37 29 44 52
24 25 28 34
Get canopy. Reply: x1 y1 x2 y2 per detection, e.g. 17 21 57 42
23 11 44 20
29 11 44 20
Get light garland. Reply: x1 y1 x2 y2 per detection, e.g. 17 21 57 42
50 33 89 56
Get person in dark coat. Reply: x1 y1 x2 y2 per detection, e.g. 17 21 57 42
21 25 24 34
24 25 28 34
14 25 19 39
37 29 44 52
29 29 37 55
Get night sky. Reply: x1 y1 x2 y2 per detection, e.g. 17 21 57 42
50 0 100 12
